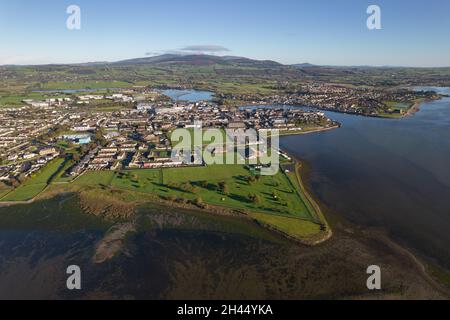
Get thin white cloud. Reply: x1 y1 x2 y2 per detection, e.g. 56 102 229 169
180 45 230 53
145 45 231 57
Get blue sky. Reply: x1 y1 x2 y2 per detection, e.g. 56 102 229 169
1 0 449 66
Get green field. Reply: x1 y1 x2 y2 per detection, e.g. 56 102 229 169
36 80 134 90
74 171 116 186
52 159 77 183
0 188 12 199
378 100 414 118
249 211 321 238
1 158 65 201
384 100 412 109
73 164 316 221
0 92 46 106
0 158 326 241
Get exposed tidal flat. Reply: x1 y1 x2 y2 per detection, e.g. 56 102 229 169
0 193 447 299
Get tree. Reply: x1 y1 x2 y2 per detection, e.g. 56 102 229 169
218 181 229 194
72 153 80 162
10 179 20 188
18 173 26 183
94 129 107 147
246 176 256 185
79 144 88 155
248 193 261 204
191 184 199 194
199 180 208 188
193 197 204 208
181 182 192 192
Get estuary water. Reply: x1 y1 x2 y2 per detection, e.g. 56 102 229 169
162 89 214 102
281 87 450 268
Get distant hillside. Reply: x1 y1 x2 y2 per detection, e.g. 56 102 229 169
291 63 316 68
1 54 449 89
114 54 283 68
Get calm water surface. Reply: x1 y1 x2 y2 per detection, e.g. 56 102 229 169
162 89 214 102
281 87 450 267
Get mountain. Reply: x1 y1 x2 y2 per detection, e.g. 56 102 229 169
0 54 282 68
291 63 316 68
114 54 283 68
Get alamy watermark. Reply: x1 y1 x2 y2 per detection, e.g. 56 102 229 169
170 122 280 176
64 5 381 33
66 265 81 290
366 265 382 290
66 5 81 30
367 5 382 30
64 264 381 291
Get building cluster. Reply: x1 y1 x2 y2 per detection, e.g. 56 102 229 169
220 84 438 116
22 92 135 108
240 107 334 131
0 107 65 185
76 93 134 105
23 97 73 108
0 88 337 187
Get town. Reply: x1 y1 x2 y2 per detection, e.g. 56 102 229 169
0 87 338 190
219 83 440 117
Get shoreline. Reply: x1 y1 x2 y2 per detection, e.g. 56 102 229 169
293 161 333 244
279 124 341 137
0 156 333 246
285 151 450 296
401 96 442 118
1 104 449 292
230 94 443 120
1 144 449 297
317 95 442 119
